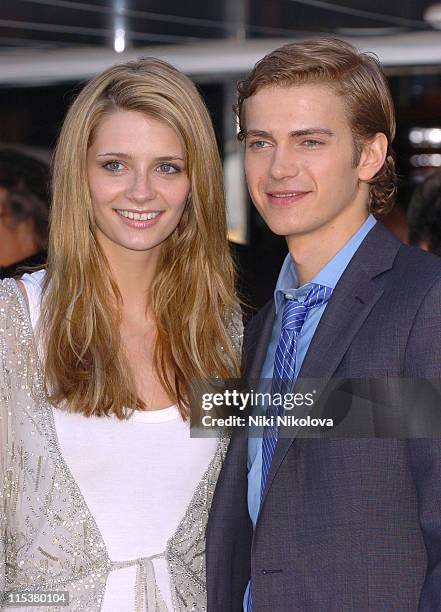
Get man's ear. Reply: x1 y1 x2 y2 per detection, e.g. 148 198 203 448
357 132 388 182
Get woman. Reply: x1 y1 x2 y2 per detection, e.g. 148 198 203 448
0 59 241 611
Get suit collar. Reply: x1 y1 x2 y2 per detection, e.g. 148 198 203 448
274 214 377 313
244 222 400 382
352 220 400 279
298 222 400 379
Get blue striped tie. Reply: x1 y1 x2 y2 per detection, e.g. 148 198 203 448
246 283 332 612
261 283 333 496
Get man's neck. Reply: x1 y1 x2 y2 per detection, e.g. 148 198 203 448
287 213 369 286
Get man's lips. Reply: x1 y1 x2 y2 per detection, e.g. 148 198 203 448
266 191 311 205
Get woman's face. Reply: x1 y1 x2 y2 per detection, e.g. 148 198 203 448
87 109 190 258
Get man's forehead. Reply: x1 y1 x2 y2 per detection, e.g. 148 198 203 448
242 83 348 132
246 81 337 101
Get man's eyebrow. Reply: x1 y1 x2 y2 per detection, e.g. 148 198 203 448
290 128 335 138
244 128 335 139
243 130 273 139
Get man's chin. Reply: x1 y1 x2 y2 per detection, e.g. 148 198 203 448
265 220 303 238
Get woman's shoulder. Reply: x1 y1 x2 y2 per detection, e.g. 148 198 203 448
0 276 35 340
17 269 46 329
19 269 46 301
1 269 45 304
0 276 23 310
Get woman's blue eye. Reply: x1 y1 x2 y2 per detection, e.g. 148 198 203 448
103 161 124 172
159 163 179 174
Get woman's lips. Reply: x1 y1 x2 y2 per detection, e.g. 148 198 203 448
114 209 164 229
266 191 311 206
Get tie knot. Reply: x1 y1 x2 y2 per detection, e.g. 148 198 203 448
282 283 333 332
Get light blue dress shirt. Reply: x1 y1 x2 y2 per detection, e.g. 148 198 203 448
243 214 377 611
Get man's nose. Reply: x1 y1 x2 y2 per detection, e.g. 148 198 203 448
269 147 301 180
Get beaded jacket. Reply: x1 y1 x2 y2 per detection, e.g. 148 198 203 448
0 278 242 611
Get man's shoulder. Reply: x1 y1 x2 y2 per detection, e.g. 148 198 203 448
360 221 441 290
395 246 441 374
397 239 441 268
392 242 441 290
356 235 441 326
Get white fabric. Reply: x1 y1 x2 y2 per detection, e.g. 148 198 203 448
20 271 218 611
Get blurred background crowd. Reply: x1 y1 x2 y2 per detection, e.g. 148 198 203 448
2 0 441 312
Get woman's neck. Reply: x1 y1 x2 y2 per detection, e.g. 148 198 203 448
99 237 160 318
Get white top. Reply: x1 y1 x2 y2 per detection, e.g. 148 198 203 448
20 271 218 611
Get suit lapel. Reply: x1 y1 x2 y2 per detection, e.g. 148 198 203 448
297 269 383 379
258 222 401 513
244 300 276 381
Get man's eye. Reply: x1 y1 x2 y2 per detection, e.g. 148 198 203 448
158 163 179 174
249 140 269 149
103 161 124 172
302 139 323 147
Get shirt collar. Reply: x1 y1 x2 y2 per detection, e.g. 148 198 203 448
274 214 377 313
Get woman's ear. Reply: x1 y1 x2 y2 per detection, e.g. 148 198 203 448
357 132 388 182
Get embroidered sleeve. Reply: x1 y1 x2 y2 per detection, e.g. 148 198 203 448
0 279 110 610
0 281 17 602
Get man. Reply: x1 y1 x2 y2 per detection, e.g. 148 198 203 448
0 149 49 279
206 38 441 611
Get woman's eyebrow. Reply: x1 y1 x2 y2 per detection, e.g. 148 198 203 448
96 153 185 161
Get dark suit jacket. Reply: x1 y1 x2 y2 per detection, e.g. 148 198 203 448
206 223 441 612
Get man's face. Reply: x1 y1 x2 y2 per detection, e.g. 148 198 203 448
243 83 371 244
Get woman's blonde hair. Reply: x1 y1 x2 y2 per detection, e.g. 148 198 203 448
41 58 240 419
